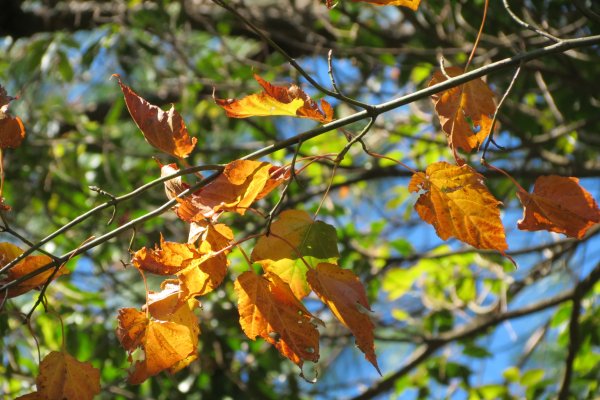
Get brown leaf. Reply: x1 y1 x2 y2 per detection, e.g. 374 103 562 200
215 74 333 123
0 85 26 149
234 271 320 368
517 175 600 239
408 162 508 253
116 296 200 384
428 67 496 160
113 75 197 158
307 263 380 374
132 235 199 276
0 242 67 298
35 351 100 400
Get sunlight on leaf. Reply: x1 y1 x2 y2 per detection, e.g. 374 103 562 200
516 175 600 238
408 162 508 253
0 84 26 149
35 351 100 400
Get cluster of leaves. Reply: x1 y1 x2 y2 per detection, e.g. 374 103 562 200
1 0 600 397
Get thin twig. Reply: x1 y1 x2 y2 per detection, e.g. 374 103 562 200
502 0 562 43
481 62 523 160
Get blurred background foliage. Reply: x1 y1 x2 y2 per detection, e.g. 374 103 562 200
1 0 599 399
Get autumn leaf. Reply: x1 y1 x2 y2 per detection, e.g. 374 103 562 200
116 293 200 384
428 66 496 160
408 162 508 253
132 236 228 298
344 0 421 10
0 242 67 298
516 175 600 239
173 159 282 221
215 74 334 123
34 351 100 400
306 263 380 374
188 220 234 251
251 209 340 299
0 196 10 211
113 75 197 158
0 84 26 149
234 271 320 368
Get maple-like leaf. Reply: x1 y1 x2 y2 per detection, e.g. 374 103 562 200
516 175 600 239
173 159 284 221
0 84 26 149
428 66 496 160
116 292 200 384
0 242 67 298
113 75 197 158
306 262 380 374
408 162 508 253
35 351 101 400
251 210 340 299
234 271 320 368
215 74 334 123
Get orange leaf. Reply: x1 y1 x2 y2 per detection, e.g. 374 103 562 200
306 263 380 374
173 159 276 221
35 351 100 400
234 271 320 368
516 176 600 239
408 162 508 253
113 75 197 158
428 67 496 160
215 74 334 123
0 85 26 149
346 0 421 10
116 295 200 384
132 235 199 275
0 197 11 211
0 242 67 298
188 220 234 251
251 210 340 299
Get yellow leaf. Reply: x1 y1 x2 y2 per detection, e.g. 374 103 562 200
408 162 508 253
428 67 496 160
234 271 320 368
215 74 333 122
35 351 100 400
349 0 420 10
307 263 380 374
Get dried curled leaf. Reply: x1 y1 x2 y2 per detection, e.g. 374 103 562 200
171 160 286 221
0 84 26 149
517 175 600 239
428 67 496 161
251 210 340 299
408 162 508 253
113 75 197 158
215 74 333 123
35 351 101 400
0 242 67 298
307 263 380 374
234 271 320 368
116 292 200 384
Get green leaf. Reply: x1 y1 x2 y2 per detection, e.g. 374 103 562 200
520 369 545 387
503 366 520 382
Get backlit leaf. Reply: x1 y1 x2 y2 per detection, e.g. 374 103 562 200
132 235 199 276
35 351 100 400
307 263 380 374
0 242 67 298
408 162 508 253
0 84 26 149
215 74 333 123
116 294 200 384
348 0 420 10
428 67 496 161
113 75 197 158
251 210 340 299
516 175 600 238
234 271 320 368
173 160 281 221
